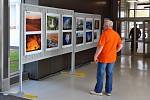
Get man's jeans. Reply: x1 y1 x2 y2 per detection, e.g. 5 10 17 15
94 62 114 93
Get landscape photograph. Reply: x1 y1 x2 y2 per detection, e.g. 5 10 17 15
47 33 58 48
26 11 41 32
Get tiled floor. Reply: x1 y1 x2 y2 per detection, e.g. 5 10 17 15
8 55 150 100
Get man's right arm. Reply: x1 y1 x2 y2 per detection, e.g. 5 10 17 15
117 43 123 52
94 45 103 62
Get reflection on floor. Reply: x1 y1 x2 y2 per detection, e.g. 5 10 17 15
122 40 150 55
8 55 150 100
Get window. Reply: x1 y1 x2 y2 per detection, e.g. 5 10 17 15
9 0 21 74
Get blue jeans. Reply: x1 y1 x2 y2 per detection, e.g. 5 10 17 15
94 62 114 93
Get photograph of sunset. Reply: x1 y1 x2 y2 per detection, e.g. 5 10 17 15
25 11 41 32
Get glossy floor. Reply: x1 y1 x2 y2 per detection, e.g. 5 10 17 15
8 55 150 100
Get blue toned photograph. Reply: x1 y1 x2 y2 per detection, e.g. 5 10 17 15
63 32 72 46
86 21 92 30
86 31 92 43
63 16 72 30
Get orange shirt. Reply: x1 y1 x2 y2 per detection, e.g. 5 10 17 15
97 28 122 63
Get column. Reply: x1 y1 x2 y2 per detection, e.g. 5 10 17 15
0 0 10 91
147 22 150 54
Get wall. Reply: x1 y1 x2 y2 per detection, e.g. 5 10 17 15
39 0 111 19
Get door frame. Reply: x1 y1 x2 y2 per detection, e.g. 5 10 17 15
116 17 150 56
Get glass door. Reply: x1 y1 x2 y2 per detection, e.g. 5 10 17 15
143 20 150 57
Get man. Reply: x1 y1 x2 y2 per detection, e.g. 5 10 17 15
90 20 122 96
129 24 141 52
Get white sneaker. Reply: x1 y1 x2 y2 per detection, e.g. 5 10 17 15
90 90 103 96
106 93 112 96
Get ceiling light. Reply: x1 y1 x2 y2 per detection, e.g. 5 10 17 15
95 1 107 5
127 0 138 2
144 6 150 8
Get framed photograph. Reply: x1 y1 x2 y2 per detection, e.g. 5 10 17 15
86 31 92 43
63 32 72 46
25 34 41 53
63 15 72 30
94 19 100 30
94 31 97 40
76 17 84 31
47 33 58 49
76 32 83 45
86 18 92 30
94 30 100 42
25 11 42 32
46 13 59 31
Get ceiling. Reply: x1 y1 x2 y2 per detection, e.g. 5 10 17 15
39 0 111 16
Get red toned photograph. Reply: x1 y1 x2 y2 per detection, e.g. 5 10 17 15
26 11 41 32
26 34 41 52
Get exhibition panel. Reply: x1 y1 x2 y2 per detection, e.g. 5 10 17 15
24 11 42 55
74 13 101 53
18 4 101 81
21 4 101 65
21 4 74 64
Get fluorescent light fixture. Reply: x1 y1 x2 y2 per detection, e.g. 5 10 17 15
127 0 138 2
95 1 107 5
144 6 150 8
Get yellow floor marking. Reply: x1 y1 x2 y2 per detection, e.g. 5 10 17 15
61 71 86 78
23 93 38 100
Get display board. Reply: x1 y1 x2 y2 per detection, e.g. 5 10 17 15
46 13 59 50
25 11 42 55
74 13 101 53
20 4 101 64
21 4 74 64
62 15 73 47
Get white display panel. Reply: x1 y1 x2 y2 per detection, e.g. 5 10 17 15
24 11 42 55
74 13 101 53
21 4 75 64
62 15 73 48
20 4 101 64
46 13 60 51
76 17 84 46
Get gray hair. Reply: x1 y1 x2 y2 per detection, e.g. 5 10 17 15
104 20 113 28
